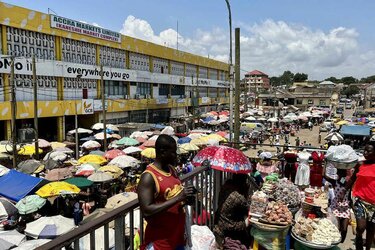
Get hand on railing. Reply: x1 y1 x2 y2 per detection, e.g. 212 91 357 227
179 185 197 205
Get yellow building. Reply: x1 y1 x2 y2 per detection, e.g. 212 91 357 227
0 2 229 141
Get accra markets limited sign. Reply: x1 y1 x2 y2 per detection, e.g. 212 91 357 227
50 15 121 43
82 99 94 114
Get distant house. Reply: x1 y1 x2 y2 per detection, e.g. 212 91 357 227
242 70 270 94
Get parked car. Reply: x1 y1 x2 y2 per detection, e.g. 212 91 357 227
368 121 375 128
336 108 344 114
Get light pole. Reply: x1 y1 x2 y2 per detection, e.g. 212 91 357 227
225 0 234 142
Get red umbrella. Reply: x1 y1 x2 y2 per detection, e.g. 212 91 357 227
219 111 229 116
138 145 147 150
215 131 228 138
142 140 156 148
136 137 147 143
192 146 252 174
104 149 126 160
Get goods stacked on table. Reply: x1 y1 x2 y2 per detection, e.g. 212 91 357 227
262 201 293 225
271 178 301 212
261 177 278 195
293 217 341 246
250 191 268 216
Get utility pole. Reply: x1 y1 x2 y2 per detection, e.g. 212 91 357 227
146 96 149 123
225 0 234 142
234 28 240 145
32 55 39 160
74 88 79 160
101 65 107 151
10 57 17 168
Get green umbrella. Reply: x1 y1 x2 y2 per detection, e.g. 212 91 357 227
89 150 105 156
116 137 139 146
15 195 46 215
64 177 93 188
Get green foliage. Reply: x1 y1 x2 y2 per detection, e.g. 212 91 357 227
279 71 294 86
341 76 358 85
324 76 340 83
293 72 308 82
341 85 360 97
360 75 375 83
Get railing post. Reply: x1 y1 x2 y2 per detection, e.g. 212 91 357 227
115 214 125 250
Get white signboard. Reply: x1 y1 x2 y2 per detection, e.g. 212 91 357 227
50 15 121 43
94 100 108 111
156 97 168 104
201 97 211 104
82 99 94 114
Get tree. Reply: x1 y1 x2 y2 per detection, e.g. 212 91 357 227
360 75 375 83
341 76 358 85
279 71 294 86
341 85 360 97
325 77 339 83
293 72 308 82
269 76 279 87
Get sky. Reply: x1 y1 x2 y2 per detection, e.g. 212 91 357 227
3 0 375 81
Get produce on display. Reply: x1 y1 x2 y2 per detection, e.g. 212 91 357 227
293 217 341 246
271 178 301 210
250 191 268 215
263 201 293 225
261 180 277 195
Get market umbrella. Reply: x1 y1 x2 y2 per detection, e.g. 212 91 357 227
179 143 200 152
192 145 252 174
108 140 120 149
64 177 93 189
34 139 51 148
161 126 174 135
267 117 278 122
43 151 68 162
104 149 126 160
190 138 208 146
94 132 114 140
123 146 142 154
87 172 113 182
17 159 43 174
204 134 226 142
245 116 256 121
0 144 19 153
42 159 61 171
53 147 74 154
330 134 343 142
177 147 189 155
13 239 51 249
36 182 80 198
25 215 75 239
81 140 101 150
105 192 138 209
178 137 192 144
89 150 105 156
75 164 97 177
142 140 156 148
67 128 93 135
141 148 156 159
0 230 26 249
80 136 96 142
45 168 73 181
0 165 9 177
187 133 204 140
129 131 146 139
324 132 344 141
136 136 147 143
108 155 140 169
18 145 43 156
215 131 228 138
148 135 159 141
112 134 122 140
0 198 18 220
91 123 119 131
98 165 124 179
78 155 107 165
116 137 139 146
15 195 46 215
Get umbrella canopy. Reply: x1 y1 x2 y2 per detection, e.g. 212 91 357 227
0 165 9 177
91 123 119 131
15 195 46 215
43 151 68 162
64 177 93 189
129 131 147 139
13 239 50 249
135 137 147 143
34 139 51 148
0 198 18 220
190 138 207 146
245 116 256 121
105 192 138 209
187 133 204 140
45 168 73 181
116 137 139 146
80 136 97 142
177 137 192 145
267 117 278 122
123 146 142 154
111 134 122 140
0 230 26 249
75 164 97 177
192 145 252 174
205 134 226 142
89 150 105 156
148 135 159 141
161 126 174 135
324 132 344 141
25 215 75 239
53 147 74 154
142 140 156 148
94 132 115 140
18 145 43 156
67 128 93 135
98 166 124 179
179 143 200 152
0 144 19 153
215 131 228 138
108 155 140 169
87 172 113 182
141 148 156 159
104 149 126 160
17 160 43 174
36 182 80 198
78 155 107 165
81 140 101 150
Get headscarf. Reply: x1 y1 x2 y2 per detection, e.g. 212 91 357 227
259 151 272 160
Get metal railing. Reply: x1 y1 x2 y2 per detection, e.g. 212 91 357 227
38 165 226 250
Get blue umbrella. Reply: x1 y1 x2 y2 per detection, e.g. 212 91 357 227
178 137 192 144
202 117 215 123
152 124 166 129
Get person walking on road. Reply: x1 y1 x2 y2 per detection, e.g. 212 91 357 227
137 135 196 250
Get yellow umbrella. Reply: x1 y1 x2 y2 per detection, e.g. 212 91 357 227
141 148 156 159
204 134 227 142
36 181 80 198
179 143 200 152
98 165 124 178
50 142 67 149
190 138 208 146
0 144 20 153
336 120 349 125
18 145 43 156
78 155 107 165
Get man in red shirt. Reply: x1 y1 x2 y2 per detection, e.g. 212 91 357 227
138 135 196 250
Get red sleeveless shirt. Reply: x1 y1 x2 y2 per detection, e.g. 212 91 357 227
141 164 185 250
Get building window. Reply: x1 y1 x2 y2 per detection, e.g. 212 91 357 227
319 99 326 106
171 85 185 96
296 99 303 105
159 84 170 96
208 87 218 98
308 99 313 105
105 80 127 96
137 82 151 96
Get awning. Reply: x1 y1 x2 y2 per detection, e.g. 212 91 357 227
0 170 46 202
340 125 371 137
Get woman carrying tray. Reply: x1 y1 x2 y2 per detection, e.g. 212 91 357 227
348 141 375 250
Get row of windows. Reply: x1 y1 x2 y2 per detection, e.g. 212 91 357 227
104 80 128 96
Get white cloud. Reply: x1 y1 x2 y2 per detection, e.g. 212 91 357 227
120 15 374 80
